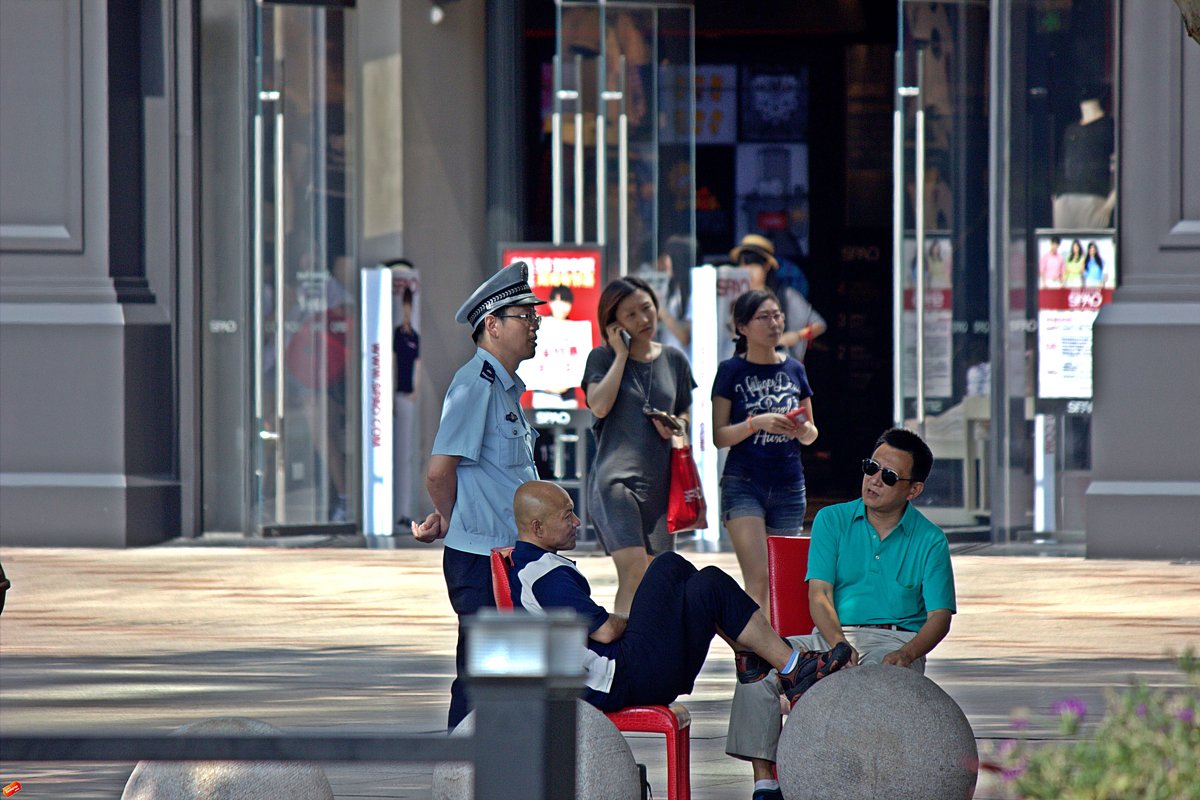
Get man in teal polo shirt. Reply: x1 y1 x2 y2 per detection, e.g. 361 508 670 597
726 427 956 800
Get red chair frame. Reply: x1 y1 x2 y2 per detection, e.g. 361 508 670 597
490 547 691 800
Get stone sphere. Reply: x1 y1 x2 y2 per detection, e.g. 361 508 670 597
121 717 333 800
433 700 640 800
778 665 977 800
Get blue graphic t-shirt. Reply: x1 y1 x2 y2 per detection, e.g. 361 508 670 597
711 355 813 485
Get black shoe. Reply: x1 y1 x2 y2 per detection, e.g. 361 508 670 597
735 635 795 684
777 642 852 706
752 786 784 800
735 651 772 684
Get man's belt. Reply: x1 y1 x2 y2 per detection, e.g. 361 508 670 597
845 623 912 632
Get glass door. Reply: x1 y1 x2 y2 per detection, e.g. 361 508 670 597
253 2 356 532
552 1 695 281
893 2 1007 532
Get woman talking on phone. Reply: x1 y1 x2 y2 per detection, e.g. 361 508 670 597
712 289 818 611
583 276 696 614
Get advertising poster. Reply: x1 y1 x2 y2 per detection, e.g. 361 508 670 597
660 63 737 144
901 234 954 401
1036 234 1117 400
739 65 808 142
391 267 421 524
501 245 603 409
714 264 754 363
736 143 809 256
360 266 393 536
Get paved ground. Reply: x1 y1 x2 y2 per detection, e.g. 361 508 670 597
1 539 1197 799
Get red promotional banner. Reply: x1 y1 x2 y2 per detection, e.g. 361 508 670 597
1037 288 1114 311
500 245 604 409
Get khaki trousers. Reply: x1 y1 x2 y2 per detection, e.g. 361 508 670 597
725 627 926 762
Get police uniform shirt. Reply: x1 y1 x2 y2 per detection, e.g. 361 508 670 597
432 348 539 555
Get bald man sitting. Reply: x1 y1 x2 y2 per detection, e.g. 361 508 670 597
509 480 851 712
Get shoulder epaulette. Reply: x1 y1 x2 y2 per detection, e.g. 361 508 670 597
479 360 496 383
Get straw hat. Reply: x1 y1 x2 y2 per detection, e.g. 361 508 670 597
729 234 779 270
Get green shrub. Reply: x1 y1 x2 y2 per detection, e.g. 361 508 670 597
994 651 1199 800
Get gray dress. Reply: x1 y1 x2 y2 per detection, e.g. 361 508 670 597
583 345 696 554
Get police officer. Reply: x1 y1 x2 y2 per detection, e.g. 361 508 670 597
411 261 544 730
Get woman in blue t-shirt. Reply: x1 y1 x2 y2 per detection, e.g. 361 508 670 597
711 290 819 611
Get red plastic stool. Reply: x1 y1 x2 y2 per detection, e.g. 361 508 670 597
606 703 691 800
490 547 693 799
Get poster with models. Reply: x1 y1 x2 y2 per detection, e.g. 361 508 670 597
901 234 954 401
1036 233 1117 399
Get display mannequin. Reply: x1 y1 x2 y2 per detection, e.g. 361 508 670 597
1053 89 1116 229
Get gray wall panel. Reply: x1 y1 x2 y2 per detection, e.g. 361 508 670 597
0 1 181 547
0 310 128 476
197 0 250 533
1087 2 1200 560
1181 25 1200 228
356 0 404 266
400 0 489 520
0 0 84 254
1116 3 1200 293
1086 488 1200 560
0 0 112 297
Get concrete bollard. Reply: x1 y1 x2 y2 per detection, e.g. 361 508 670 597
121 717 333 800
778 665 978 800
433 699 640 800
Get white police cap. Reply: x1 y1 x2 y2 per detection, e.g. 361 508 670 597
455 261 545 329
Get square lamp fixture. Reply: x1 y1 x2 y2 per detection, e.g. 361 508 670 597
465 610 585 679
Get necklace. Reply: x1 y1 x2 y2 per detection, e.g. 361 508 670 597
628 357 655 413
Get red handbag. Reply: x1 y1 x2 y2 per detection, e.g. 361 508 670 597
667 441 707 533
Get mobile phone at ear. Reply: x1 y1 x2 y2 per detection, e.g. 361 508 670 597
619 329 632 348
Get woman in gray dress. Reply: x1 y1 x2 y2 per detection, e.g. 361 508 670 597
583 276 696 614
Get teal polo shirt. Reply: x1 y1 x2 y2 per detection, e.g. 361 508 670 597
805 499 956 631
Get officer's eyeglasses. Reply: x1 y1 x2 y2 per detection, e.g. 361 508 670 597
861 458 917 487
496 311 542 326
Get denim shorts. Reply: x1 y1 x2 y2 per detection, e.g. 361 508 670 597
720 474 806 534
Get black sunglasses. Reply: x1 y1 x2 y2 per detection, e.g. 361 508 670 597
862 458 917 487
738 251 768 266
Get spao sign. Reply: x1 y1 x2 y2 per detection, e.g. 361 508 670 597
534 410 572 427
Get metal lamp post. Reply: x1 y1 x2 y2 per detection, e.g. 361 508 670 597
466 609 585 800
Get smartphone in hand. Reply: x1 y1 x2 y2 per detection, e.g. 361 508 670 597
619 329 632 348
786 407 807 421
644 408 683 432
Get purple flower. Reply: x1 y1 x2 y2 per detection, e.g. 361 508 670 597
1135 703 1148 717
1176 707 1195 724
1051 697 1088 719
1001 766 1026 782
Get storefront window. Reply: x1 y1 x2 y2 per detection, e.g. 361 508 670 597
1001 0 1116 538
